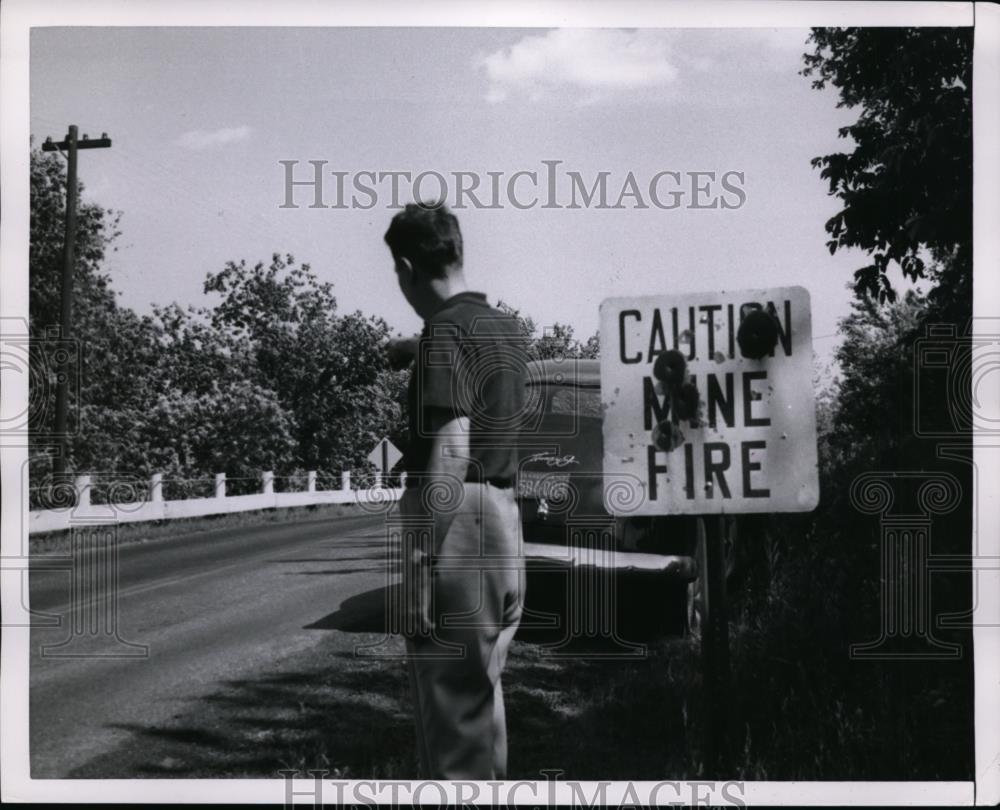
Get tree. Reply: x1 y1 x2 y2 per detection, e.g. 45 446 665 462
29 147 122 338
117 302 297 488
727 288 973 778
802 28 972 320
730 40 976 769
495 300 600 360
29 146 153 478
140 380 298 496
826 291 929 476
202 254 408 473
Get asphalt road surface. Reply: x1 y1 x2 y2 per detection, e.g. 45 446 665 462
28 509 399 778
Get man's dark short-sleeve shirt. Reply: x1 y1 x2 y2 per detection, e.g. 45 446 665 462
405 292 527 486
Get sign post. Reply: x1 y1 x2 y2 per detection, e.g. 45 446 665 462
600 286 819 772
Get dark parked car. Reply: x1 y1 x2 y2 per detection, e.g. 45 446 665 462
515 358 732 639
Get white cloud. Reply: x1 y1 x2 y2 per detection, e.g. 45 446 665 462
478 29 679 104
477 28 812 105
175 125 251 150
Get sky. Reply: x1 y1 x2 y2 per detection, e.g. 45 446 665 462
30 26 886 369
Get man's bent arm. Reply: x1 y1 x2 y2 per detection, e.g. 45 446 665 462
421 413 472 539
403 413 470 636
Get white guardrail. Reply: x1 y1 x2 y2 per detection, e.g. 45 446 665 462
28 470 406 535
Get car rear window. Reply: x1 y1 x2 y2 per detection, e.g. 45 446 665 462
550 387 602 418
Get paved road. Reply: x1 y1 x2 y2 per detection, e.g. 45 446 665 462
28 509 398 778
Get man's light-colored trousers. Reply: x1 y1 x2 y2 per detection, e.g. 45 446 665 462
400 482 524 780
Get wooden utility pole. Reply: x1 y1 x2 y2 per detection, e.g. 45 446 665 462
41 126 112 477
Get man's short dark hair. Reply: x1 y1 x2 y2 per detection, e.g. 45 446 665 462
384 203 463 276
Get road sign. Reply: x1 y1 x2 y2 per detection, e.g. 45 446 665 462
367 436 403 475
600 286 819 515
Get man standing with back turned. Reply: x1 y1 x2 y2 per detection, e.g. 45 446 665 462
383 203 527 780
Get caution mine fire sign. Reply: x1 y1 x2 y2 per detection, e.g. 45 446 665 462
600 286 819 515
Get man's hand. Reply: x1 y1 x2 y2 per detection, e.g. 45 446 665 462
387 336 419 370
406 550 435 638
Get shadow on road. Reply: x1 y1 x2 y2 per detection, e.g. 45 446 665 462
72 658 417 779
305 585 398 633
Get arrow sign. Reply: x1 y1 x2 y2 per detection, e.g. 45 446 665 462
367 436 403 476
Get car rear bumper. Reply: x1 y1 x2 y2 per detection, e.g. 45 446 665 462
523 541 696 579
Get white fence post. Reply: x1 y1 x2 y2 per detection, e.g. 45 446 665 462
215 473 226 499
307 471 317 493
262 470 274 495
341 471 351 491
74 474 91 510
399 471 407 489
150 473 163 502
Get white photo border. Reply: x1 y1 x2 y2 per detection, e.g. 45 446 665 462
1 0 996 805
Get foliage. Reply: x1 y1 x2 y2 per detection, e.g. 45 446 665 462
202 254 408 473
802 27 972 317
29 147 128 455
139 380 298 486
717 31 976 776
728 292 972 779
29 147 122 338
495 299 600 360
115 303 298 487
825 291 930 471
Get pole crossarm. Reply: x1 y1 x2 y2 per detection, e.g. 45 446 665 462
42 133 112 151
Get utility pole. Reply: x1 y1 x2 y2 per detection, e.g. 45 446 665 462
41 126 112 478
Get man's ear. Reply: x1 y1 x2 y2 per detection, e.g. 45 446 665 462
396 255 415 282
